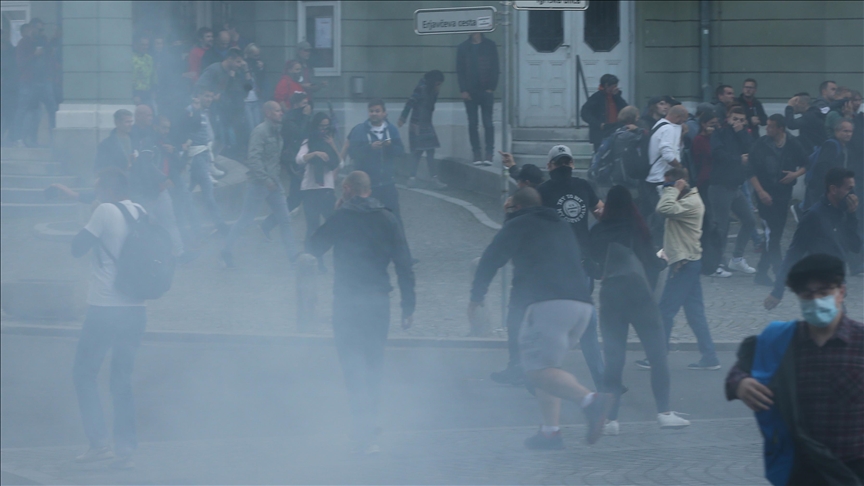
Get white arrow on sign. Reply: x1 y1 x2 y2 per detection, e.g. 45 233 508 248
513 0 588 10
414 6 497 35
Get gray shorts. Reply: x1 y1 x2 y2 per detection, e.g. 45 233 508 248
518 300 594 372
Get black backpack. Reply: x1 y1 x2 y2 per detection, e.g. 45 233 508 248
101 202 176 300
625 121 669 182
611 128 646 188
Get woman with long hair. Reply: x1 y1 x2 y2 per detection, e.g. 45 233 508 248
589 185 690 435
295 112 342 272
398 70 446 189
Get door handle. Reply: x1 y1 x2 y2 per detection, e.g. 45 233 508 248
561 44 571 57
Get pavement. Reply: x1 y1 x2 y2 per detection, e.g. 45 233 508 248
1 333 765 485
2 174 862 345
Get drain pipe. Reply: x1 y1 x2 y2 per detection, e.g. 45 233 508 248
700 0 711 102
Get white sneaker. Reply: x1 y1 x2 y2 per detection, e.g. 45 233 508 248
209 164 226 178
710 267 732 278
602 420 619 436
658 412 691 429
75 446 114 463
406 177 419 188
472 160 485 166
728 257 756 274
482 160 493 166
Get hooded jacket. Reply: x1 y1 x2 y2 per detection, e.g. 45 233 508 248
785 104 828 153
346 119 405 187
471 206 591 309
306 196 415 318
537 166 599 252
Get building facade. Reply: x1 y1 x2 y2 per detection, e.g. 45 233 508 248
2 0 862 173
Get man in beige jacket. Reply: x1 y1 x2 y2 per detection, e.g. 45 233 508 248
652 167 720 370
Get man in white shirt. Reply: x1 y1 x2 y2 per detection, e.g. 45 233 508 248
640 104 689 244
70 168 147 469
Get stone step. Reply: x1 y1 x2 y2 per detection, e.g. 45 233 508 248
512 127 590 141
512 140 594 156
0 147 53 163
513 153 591 168
1 187 86 204
1 174 80 189
0 161 63 176
0 202 81 219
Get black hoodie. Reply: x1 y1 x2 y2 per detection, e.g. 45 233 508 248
307 196 416 317
537 165 599 252
471 206 591 309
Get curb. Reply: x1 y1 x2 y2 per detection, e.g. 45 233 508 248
0 323 742 351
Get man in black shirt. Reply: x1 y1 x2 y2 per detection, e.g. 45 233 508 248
748 114 808 286
738 78 767 141
456 33 499 165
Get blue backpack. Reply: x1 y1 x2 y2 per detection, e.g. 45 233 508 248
804 139 840 185
752 320 797 486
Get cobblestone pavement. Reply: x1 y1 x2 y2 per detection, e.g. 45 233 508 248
1 185 861 342
1 418 767 485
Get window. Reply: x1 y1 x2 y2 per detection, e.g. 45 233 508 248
584 0 620 52
298 1 341 77
527 10 563 53
1 1 30 47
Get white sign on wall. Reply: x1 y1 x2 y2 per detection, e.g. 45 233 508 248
513 0 588 10
414 6 496 35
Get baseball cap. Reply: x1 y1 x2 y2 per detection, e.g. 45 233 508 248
548 145 573 163
516 164 544 185
297 40 311 51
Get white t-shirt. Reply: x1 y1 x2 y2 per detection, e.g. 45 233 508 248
370 122 388 141
84 200 147 307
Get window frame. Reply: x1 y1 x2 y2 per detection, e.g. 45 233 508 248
297 0 341 77
0 0 31 47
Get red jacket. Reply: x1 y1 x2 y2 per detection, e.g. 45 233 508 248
188 46 208 81
273 75 305 109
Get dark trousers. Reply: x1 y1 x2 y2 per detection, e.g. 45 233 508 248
13 80 56 145
333 293 391 444
372 183 401 221
756 199 790 278
658 259 717 362
410 149 437 178
464 91 494 160
789 457 864 485
708 184 756 260
638 180 665 249
72 306 146 456
302 188 336 242
599 277 671 421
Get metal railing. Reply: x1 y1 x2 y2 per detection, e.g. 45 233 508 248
575 54 590 128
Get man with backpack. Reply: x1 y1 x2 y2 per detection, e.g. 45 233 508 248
727 254 863 485
804 120 853 212
641 104 689 246
580 74 628 152
70 168 173 470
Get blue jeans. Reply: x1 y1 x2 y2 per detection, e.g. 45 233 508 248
224 180 297 259
189 153 225 230
72 306 146 456
658 259 717 362
169 170 202 246
13 81 56 145
244 101 263 135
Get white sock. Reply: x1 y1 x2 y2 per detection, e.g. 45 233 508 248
540 425 560 434
581 392 596 408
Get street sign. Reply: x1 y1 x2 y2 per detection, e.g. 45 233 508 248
414 6 496 35
513 0 588 10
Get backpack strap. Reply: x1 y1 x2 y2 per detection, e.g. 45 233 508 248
98 202 143 265
649 121 671 165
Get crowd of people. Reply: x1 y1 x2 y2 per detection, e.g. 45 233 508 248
18 19 859 481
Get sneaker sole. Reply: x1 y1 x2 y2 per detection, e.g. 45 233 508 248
659 423 691 429
688 365 721 371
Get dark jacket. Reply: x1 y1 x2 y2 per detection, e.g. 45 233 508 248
200 45 228 72
400 77 440 151
748 134 808 202
785 105 827 153
588 218 662 288
281 107 311 173
537 166 600 252
346 119 405 188
738 94 767 140
805 139 848 210
130 125 169 199
581 88 628 148
307 196 415 317
455 35 499 93
712 100 729 123
94 129 132 173
771 196 861 299
471 206 591 309
710 124 754 188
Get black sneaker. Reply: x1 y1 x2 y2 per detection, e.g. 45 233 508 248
687 358 721 371
490 365 524 386
220 249 234 268
634 359 651 370
754 273 774 287
523 429 564 450
583 392 614 445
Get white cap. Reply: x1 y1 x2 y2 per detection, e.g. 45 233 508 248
548 145 573 162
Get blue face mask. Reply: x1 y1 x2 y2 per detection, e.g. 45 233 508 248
799 294 839 327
